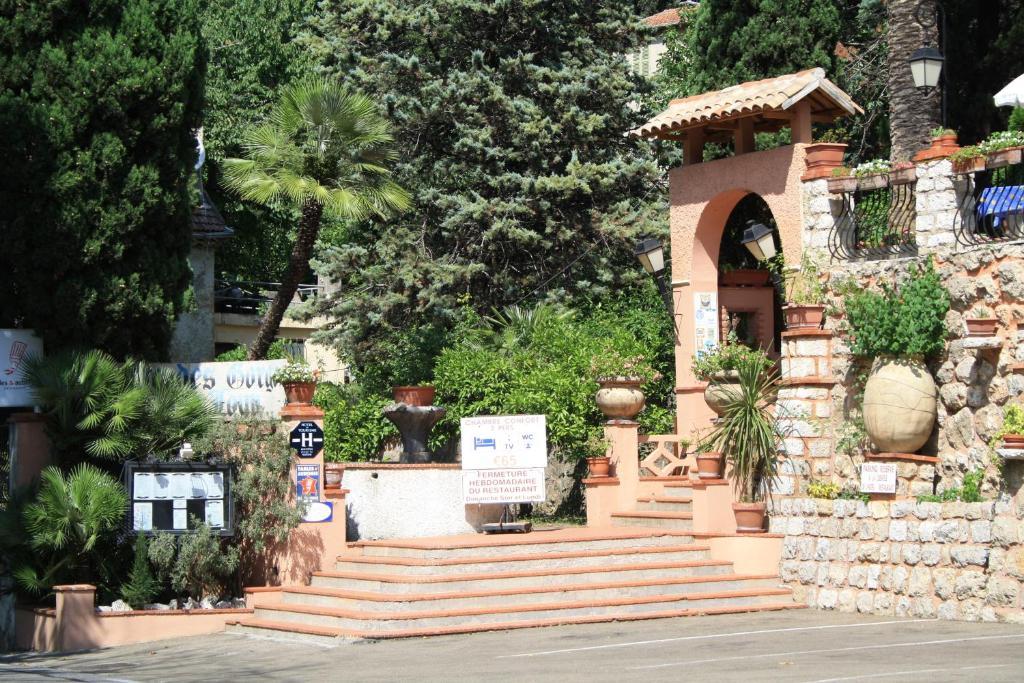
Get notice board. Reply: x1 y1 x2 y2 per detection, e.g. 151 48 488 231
125 461 234 536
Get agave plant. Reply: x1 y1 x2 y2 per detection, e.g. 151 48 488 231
702 361 785 503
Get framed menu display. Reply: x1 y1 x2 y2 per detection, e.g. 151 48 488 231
125 461 234 536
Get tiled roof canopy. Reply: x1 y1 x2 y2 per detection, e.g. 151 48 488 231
644 8 681 27
634 68 862 142
190 186 234 245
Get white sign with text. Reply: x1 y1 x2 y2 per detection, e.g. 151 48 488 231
693 291 719 355
462 468 546 504
860 462 898 494
460 414 548 470
0 329 43 407
155 360 287 419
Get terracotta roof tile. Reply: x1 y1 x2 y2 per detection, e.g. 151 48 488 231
644 8 682 27
635 67 863 139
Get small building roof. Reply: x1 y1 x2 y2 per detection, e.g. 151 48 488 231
191 185 234 245
644 8 682 27
635 67 863 141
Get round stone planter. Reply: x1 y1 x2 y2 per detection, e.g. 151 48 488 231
703 370 741 416
586 456 611 478
283 381 316 405
595 378 645 420
695 452 722 479
863 356 937 453
732 502 767 533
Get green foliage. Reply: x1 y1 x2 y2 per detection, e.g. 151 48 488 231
806 480 841 500
303 0 663 379
691 336 775 382
215 339 294 362
270 358 316 384
844 259 950 359
171 519 239 598
852 159 892 177
121 533 160 609
701 362 784 503
25 350 216 464
201 0 314 282
192 420 302 559
989 404 1024 452
6 465 127 596
917 469 985 503
321 389 397 462
854 188 892 249
785 255 826 306
931 127 956 138
0 0 206 359
1010 108 1024 133
978 130 1024 154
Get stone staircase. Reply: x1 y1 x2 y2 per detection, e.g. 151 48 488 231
228 482 801 644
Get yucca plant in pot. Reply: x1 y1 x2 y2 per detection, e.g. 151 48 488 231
692 335 774 416
701 361 784 532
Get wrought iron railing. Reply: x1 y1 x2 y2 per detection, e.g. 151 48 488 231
829 177 917 260
214 280 322 315
953 162 1024 246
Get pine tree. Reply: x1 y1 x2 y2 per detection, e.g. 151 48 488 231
0 0 206 359
302 0 662 384
121 533 161 609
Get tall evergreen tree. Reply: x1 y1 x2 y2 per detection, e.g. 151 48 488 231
302 0 662 384
0 0 206 360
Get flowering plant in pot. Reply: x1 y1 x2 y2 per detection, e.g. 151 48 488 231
827 165 857 193
271 357 319 404
964 305 998 337
803 128 848 179
949 145 985 174
781 254 826 330
583 432 611 477
701 362 784 532
692 335 774 416
979 129 1024 168
990 404 1024 450
591 352 661 421
845 259 949 454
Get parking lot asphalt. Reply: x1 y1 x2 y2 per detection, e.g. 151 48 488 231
2 609 1023 682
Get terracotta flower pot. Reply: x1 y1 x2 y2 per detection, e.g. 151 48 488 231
586 456 611 478
595 378 645 420
914 134 960 162
783 304 825 331
695 452 722 480
732 502 767 533
392 385 436 407
951 156 985 175
856 173 889 191
803 143 848 179
283 381 316 405
1001 434 1024 449
324 466 343 488
890 166 917 185
704 370 740 416
827 175 858 194
964 318 998 337
720 269 771 287
863 357 937 453
985 147 1023 169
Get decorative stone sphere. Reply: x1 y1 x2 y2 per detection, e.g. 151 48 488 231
595 377 645 420
703 370 741 416
863 357 937 453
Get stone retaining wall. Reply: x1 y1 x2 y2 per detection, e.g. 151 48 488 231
769 497 1024 623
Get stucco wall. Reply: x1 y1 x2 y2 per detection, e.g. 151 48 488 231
341 465 504 539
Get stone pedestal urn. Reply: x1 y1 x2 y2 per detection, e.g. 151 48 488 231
595 377 645 421
863 356 937 453
704 370 741 416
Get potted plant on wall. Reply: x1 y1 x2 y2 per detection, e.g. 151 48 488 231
591 352 660 421
827 166 857 194
994 404 1024 450
845 259 949 454
803 128 848 178
964 305 998 337
782 254 826 330
701 361 784 532
271 356 319 405
583 432 611 477
692 336 774 416
720 263 772 287
949 145 985 174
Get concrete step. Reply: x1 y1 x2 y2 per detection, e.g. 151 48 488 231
635 496 693 513
278 574 782 613
334 543 710 575
230 601 807 642
253 587 796 632
610 511 695 530
661 483 695 498
350 529 695 559
311 559 731 593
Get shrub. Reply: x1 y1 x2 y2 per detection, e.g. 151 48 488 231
215 339 294 362
844 259 949 359
171 520 239 599
806 480 840 500
917 469 985 503
121 533 160 608
691 335 774 382
270 358 317 384
321 389 397 462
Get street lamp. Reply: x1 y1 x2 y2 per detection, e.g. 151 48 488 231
909 0 946 126
740 220 776 262
634 236 674 322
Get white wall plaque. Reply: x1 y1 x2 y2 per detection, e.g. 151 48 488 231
693 291 719 356
460 415 548 470
860 462 898 494
0 329 42 407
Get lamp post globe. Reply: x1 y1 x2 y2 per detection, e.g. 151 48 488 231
909 45 944 90
740 220 776 262
633 236 665 275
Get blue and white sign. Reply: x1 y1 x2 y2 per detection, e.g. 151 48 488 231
460 415 547 504
290 421 324 458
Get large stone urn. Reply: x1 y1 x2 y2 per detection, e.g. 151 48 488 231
595 377 645 420
863 356 937 453
703 370 741 416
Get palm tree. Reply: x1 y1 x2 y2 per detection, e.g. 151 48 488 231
222 78 411 360
887 0 941 161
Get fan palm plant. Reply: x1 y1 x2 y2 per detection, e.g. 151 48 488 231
222 78 411 360
10 464 128 595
